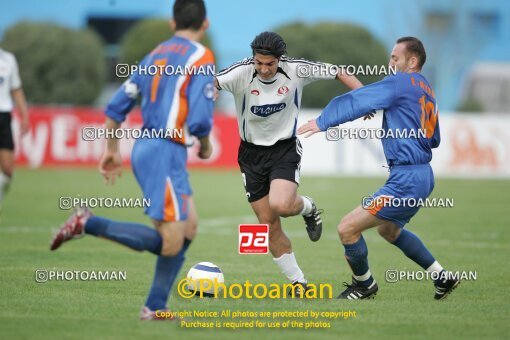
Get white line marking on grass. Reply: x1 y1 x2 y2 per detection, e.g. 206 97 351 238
2 218 507 250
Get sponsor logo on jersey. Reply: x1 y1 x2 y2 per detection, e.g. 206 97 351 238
250 103 286 117
277 86 289 96
203 82 215 99
250 89 260 96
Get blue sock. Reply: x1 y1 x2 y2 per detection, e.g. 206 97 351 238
84 216 162 255
392 229 435 270
343 235 374 287
145 239 192 311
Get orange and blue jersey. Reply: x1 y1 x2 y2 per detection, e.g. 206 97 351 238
105 36 215 223
106 35 215 145
316 72 441 228
317 72 440 166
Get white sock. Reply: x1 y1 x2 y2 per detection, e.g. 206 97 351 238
0 173 11 203
273 252 306 283
353 269 372 282
300 196 313 216
426 261 444 274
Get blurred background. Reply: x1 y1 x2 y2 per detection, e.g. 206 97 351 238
1 0 509 177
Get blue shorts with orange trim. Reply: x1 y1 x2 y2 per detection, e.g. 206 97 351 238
365 164 434 228
131 138 191 222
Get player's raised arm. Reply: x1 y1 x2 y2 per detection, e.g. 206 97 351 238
336 69 363 90
187 49 216 159
298 75 397 137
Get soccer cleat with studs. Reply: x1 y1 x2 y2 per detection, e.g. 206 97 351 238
287 281 311 298
302 196 323 242
50 207 92 251
434 270 460 300
337 277 378 300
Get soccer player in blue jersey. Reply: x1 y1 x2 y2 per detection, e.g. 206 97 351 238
298 37 460 300
50 0 215 319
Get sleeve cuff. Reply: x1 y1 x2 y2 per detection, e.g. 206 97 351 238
316 116 327 131
105 109 125 123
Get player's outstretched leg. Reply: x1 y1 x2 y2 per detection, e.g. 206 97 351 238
337 206 380 299
50 208 163 254
377 223 460 300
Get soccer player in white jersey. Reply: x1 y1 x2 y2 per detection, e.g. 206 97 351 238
0 48 29 208
215 32 363 294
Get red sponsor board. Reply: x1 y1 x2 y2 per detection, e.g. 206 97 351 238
11 106 239 168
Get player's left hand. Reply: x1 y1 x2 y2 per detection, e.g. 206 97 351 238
363 110 377 121
297 119 321 138
99 151 122 185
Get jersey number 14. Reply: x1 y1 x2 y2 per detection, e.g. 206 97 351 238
419 95 438 138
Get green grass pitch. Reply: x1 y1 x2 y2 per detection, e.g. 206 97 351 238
0 168 508 339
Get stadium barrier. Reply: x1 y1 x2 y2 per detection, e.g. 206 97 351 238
11 107 510 178
298 110 510 178
12 106 239 168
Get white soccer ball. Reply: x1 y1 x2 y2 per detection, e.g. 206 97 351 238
186 262 224 296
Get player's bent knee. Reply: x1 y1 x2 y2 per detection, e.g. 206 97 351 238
337 216 356 243
377 224 401 243
269 201 294 217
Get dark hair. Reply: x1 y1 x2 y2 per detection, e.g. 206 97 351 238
250 32 287 58
396 36 426 69
173 0 206 31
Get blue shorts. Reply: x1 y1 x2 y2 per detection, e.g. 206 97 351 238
131 138 191 222
366 164 434 228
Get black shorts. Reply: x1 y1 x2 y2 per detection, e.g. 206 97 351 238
238 137 302 203
0 113 14 151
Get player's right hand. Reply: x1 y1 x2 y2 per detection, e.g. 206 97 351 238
99 151 122 185
198 140 213 159
297 119 321 138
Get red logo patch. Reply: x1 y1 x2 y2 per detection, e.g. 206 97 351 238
277 86 289 96
250 90 260 96
238 224 269 254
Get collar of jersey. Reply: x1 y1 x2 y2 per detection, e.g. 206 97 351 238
252 67 291 84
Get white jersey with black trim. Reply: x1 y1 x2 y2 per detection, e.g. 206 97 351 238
216 56 337 146
0 49 22 112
